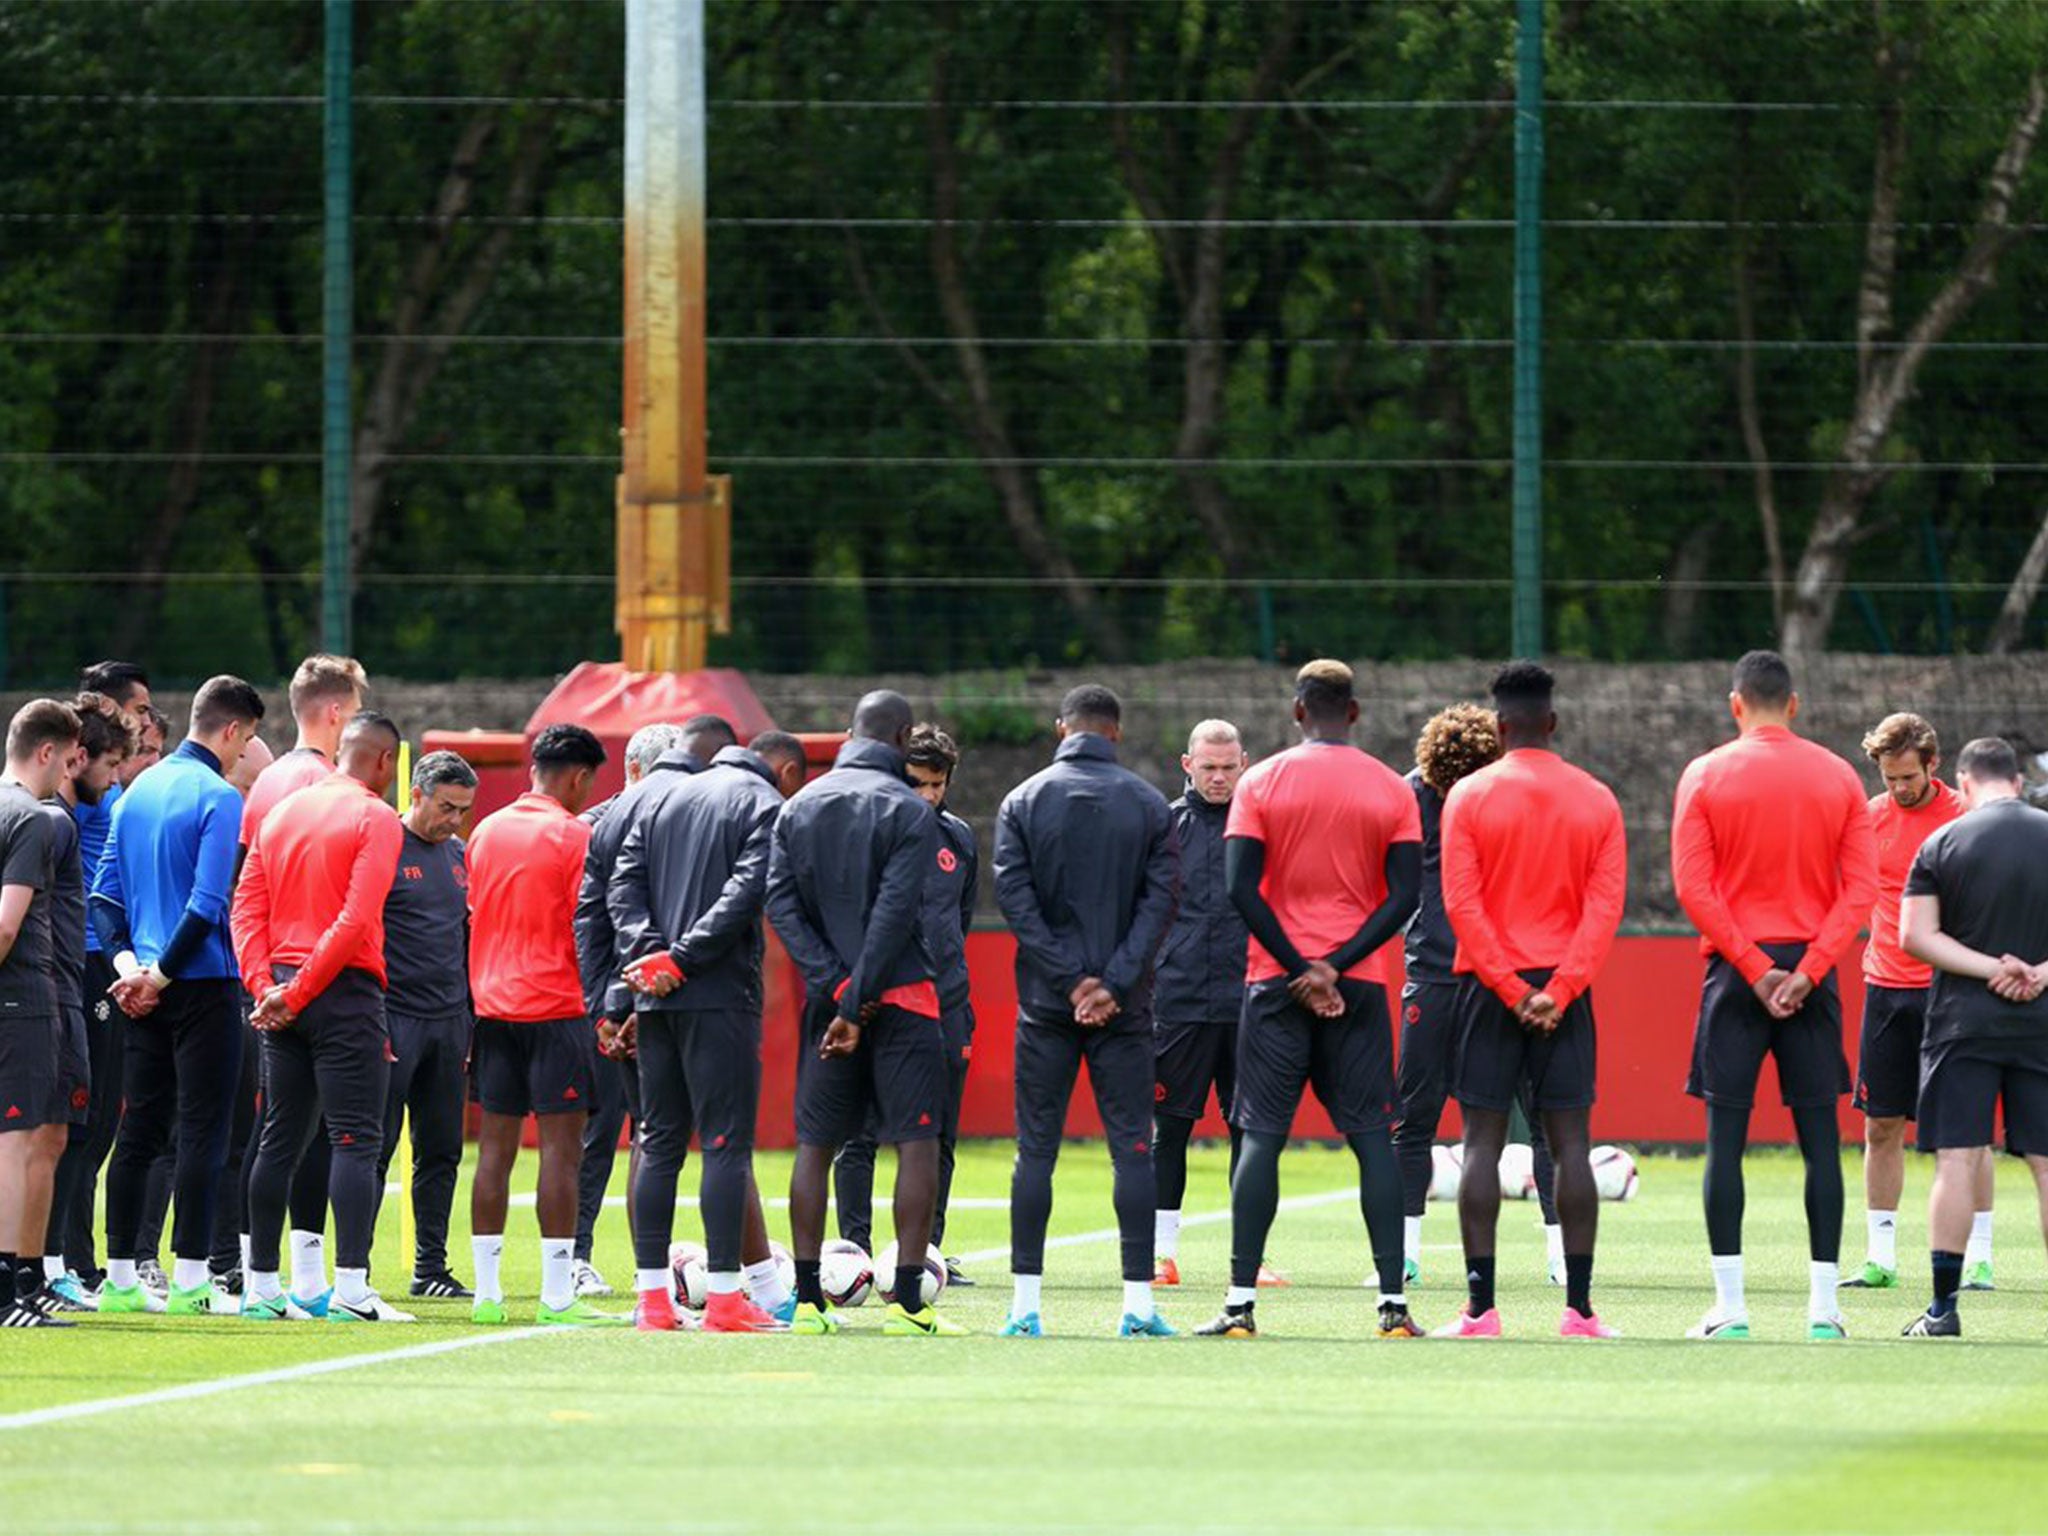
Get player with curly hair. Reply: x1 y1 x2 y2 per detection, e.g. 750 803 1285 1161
1392 703 1502 1283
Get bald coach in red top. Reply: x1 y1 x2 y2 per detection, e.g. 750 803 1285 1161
231 711 405 1323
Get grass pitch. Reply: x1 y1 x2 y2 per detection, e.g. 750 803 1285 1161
3 1141 2045 1534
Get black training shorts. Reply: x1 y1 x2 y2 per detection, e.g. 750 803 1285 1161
1231 977 1397 1138
796 1002 946 1148
1854 983 1927 1120
1452 971 1597 1114
1917 1035 2048 1156
1153 1017 1237 1123
1685 942 1849 1110
0 1012 62 1132
469 1016 598 1118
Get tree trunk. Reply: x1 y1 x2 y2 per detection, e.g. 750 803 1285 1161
1778 68 2044 660
1985 502 2048 654
349 109 555 568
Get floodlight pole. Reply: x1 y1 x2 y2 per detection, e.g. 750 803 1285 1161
1511 0 1544 659
619 0 730 673
321 0 353 653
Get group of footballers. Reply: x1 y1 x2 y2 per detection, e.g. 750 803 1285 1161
0 645 2042 1340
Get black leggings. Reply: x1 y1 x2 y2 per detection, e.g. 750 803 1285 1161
1151 1113 1243 1214
55 979 124 1276
1231 1127 1403 1292
246 975 389 1274
1703 1100 1842 1260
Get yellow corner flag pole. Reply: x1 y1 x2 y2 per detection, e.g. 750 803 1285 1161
395 739 415 1279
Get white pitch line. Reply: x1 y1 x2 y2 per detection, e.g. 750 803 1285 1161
0 1327 549 1434
2 1183 1363 1434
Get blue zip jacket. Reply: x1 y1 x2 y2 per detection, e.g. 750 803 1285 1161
72 782 118 953
89 741 241 980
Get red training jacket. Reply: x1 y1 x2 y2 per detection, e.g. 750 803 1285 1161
466 791 591 1023
231 772 405 1012
1671 724 1879 986
1440 747 1628 1012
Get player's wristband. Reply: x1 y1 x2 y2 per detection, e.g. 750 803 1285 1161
113 950 141 982
145 965 171 990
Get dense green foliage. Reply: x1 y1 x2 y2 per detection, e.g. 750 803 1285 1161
3 0 2047 683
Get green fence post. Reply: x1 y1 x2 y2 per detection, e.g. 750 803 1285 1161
321 0 354 653
1511 0 1545 660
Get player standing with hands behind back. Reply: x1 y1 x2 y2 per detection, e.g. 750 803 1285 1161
465 724 620 1327
1897 738 2048 1336
1197 661 1420 1341
995 685 1179 1339
1435 664 1627 1339
1673 650 1877 1341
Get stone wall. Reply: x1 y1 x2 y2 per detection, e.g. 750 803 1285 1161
13 654 2047 923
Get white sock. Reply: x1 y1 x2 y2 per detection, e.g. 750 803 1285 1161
1866 1209 1898 1270
1544 1223 1565 1266
708 1270 742 1296
472 1235 504 1302
1966 1210 1994 1265
1010 1273 1043 1318
108 1258 137 1290
249 1269 284 1301
1711 1254 1746 1320
1809 1261 1839 1322
172 1257 208 1291
43 1255 65 1282
335 1266 372 1307
635 1268 669 1295
1403 1214 1422 1266
1122 1279 1154 1320
539 1236 575 1311
238 1233 252 1276
289 1229 327 1297
743 1257 791 1310
1377 1290 1406 1308
1155 1209 1180 1261
1225 1284 1257 1308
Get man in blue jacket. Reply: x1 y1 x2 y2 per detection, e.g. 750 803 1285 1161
996 684 1180 1339
766 692 962 1337
90 675 266 1316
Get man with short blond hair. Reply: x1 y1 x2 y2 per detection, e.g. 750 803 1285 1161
1150 718 1256 1288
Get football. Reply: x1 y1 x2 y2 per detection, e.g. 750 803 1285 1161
668 1240 709 1310
819 1239 874 1308
873 1242 948 1307
1591 1144 1640 1202
1427 1142 1464 1202
1498 1141 1537 1200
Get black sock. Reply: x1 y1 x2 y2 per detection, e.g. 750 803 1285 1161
1466 1255 1496 1315
1564 1253 1594 1316
1930 1250 1964 1318
795 1259 823 1309
895 1266 926 1312
1226 1297 1253 1316
0 1253 15 1307
20 1258 43 1297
